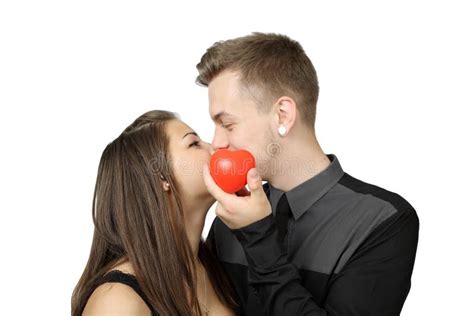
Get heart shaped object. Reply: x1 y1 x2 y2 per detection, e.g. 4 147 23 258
209 149 256 193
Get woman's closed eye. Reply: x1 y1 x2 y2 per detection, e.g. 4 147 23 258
189 140 201 148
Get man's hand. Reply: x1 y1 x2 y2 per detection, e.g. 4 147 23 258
202 163 272 230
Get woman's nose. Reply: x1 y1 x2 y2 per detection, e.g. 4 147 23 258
203 141 215 155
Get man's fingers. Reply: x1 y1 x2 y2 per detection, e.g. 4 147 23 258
236 187 250 197
202 164 232 205
246 168 265 198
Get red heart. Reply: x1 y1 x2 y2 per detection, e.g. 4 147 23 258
209 149 256 193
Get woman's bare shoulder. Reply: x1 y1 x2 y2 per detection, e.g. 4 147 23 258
82 281 151 316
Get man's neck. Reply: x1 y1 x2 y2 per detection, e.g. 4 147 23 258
268 139 331 192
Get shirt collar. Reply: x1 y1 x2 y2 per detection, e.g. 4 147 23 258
268 154 344 220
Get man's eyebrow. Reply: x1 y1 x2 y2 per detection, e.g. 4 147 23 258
182 131 198 139
212 111 233 122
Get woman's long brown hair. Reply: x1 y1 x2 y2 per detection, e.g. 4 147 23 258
71 110 239 315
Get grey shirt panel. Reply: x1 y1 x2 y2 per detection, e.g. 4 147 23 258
288 183 397 274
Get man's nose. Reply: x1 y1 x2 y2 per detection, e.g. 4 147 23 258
212 130 229 151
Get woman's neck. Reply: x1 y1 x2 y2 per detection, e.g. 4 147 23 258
183 202 211 259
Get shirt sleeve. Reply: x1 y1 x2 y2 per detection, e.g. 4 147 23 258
205 217 218 255
231 207 419 316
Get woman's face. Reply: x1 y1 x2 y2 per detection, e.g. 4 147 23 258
165 119 214 203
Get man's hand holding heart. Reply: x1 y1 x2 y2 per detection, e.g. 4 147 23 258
202 150 272 230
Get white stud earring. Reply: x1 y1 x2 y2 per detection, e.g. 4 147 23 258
278 126 287 136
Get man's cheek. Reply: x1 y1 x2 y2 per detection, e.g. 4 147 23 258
227 135 237 150
230 134 247 151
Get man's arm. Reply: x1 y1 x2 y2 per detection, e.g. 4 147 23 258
232 207 419 316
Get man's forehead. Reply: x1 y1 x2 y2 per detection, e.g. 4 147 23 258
207 71 249 121
208 70 243 100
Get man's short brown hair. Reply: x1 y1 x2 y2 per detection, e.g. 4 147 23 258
196 32 319 129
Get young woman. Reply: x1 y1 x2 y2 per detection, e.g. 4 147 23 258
71 110 239 315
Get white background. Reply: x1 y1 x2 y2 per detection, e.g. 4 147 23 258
1 1 473 315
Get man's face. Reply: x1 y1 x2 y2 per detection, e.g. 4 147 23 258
208 70 277 178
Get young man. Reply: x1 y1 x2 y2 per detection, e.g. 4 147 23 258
197 33 419 315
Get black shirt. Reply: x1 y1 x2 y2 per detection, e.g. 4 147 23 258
206 154 419 315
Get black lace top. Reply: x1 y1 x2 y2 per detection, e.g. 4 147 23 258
81 270 159 316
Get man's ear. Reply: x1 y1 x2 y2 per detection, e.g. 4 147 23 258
273 96 297 136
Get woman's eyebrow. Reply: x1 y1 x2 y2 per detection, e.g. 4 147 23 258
182 131 198 139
